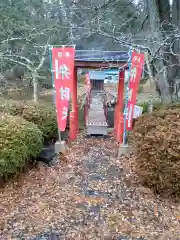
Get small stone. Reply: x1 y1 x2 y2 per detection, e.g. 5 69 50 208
104 234 113 240
138 186 153 195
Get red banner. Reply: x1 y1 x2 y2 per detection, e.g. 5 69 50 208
126 51 145 131
52 47 75 131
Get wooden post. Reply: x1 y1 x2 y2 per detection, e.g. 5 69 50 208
69 67 78 140
74 68 79 133
69 111 76 140
114 71 121 135
115 70 125 143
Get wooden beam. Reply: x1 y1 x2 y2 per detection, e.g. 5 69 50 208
75 61 127 69
69 67 78 141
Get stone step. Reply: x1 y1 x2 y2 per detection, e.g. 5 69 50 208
88 118 106 122
89 107 104 110
87 121 108 126
86 92 108 135
87 125 108 135
88 111 105 116
88 116 106 121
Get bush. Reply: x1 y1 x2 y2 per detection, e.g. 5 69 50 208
139 102 149 113
22 103 58 140
0 100 58 141
0 99 25 115
131 110 167 143
138 101 163 114
0 114 43 178
130 108 180 197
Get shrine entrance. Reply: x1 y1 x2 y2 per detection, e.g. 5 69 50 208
70 50 129 143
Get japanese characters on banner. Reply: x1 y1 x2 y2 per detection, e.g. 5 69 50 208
52 47 75 131
126 51 145 131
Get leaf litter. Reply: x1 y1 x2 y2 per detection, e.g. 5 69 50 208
0 133 180 239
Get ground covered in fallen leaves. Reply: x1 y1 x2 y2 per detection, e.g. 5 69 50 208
0 134 180 239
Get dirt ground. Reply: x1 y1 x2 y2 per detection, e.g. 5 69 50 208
0 133 180 240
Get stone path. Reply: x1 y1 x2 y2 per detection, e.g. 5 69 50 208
30 136 145 240
1 135 179 239
87 91 108 135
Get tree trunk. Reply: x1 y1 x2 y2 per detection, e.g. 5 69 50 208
156 0 180 101
32 72 38 102
171 0 180 99
172 0 180 63
146 0 171 103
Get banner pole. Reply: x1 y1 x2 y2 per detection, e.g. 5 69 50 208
123 48 132 145
48 45 61 142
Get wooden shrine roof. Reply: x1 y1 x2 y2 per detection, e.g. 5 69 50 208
75 50 129 68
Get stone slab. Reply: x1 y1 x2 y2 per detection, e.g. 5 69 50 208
118 144 131 157
87 125 108 135
54 141 67 154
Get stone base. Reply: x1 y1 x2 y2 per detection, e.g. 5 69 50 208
118 144 131 157
54 141 67 154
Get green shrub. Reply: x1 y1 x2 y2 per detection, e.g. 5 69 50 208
22 103 58 140
0 114 43 178
130 108 180 197
0 99 25 115
139 102 149 113
0 100 58 140
138 101 162 114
